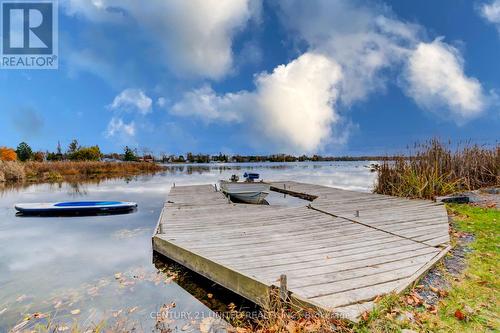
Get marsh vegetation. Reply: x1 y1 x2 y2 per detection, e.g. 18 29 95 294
375 139 499 199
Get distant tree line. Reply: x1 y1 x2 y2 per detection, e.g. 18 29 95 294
159 152 398 164
1 140 399 164
0 141 142 163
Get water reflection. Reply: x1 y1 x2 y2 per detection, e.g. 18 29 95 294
0 161 377 331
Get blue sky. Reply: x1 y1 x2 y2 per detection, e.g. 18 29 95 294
0 0 499 156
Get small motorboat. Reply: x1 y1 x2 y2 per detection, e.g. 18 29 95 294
220 173 270 204
15 201 137 215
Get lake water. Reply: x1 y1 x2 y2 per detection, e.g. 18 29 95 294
0 161 377 331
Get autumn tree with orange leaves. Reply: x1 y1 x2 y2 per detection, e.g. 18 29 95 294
0 147 17 161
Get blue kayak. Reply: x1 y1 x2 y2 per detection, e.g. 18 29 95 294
15 201 137 214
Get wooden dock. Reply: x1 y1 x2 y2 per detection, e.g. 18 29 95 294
152 181 450 320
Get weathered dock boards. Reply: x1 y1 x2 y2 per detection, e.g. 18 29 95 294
153 181 450 320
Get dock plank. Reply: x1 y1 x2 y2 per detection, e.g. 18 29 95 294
153 181 450 320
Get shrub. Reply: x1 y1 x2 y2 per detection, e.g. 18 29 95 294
0 147 17 161
68 145 102 161
33 151 45 162
46 152 63 161
123 146 138 161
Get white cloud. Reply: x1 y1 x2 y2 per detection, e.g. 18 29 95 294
63 0 260 79
105 117 136 138
404 39 486 120
276 0 416 105
171 85 247 123
156 97 167 108
110 88 153 115
172 53 343 153
277 0 488 120
480 0 500 29
252 53 342 152
170 0 491 153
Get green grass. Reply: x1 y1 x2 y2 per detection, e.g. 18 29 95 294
353 204 499 332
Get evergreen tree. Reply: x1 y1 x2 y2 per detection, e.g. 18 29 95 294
15 142 33 161
123 146 137 161
68 139 79 154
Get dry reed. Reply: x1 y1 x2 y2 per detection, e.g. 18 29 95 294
229 290 351 333
0 160 26 183
375 139 499 199
0 160 165 185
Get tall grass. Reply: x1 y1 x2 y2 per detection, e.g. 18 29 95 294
0 161 165 186
375 139 499 199
0 161 25 183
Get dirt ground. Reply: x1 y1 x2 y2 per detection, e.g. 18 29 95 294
415 215 475 306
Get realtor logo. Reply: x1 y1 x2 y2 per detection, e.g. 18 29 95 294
1 0 58 69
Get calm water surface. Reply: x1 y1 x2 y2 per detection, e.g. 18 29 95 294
0 162 376 331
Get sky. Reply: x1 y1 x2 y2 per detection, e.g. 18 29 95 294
0 0 499 156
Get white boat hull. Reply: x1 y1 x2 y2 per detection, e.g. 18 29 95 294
220 181 270 204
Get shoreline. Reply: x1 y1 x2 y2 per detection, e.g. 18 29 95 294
0 160 377 188
0 160 166 187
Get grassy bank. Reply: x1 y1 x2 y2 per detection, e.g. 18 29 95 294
0 160 165 185
375 140 499 199
354 204 499 332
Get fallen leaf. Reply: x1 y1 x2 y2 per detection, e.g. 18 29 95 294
429 286 439 293
423 303 438 314
438 290 448 297
207 293 213 299
454 309 465 321
33 312 47 319
70 309 81 315
411 293 423 306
